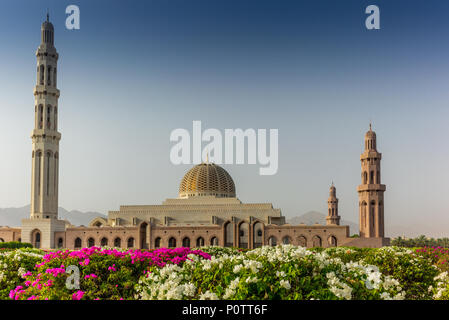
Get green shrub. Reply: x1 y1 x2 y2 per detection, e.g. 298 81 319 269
0 242 33 249
3 245 448 300
361 246 439 299
9 247 210 300
0 248 44 299
136 245 405 300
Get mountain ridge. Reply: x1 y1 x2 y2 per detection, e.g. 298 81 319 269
286 211 358 235
0 205 106 227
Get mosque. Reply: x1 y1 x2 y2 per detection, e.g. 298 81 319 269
0 17 390 249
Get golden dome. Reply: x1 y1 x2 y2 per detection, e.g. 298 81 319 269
179 163 236 198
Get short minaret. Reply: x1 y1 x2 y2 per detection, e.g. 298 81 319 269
357 124 386 238
22 15 66 249
326 183 340 225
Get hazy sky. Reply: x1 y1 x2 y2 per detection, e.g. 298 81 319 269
1 0 449 237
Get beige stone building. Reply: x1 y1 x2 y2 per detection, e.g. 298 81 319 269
0 17 390 249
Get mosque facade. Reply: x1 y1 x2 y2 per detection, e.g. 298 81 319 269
0 17 390 249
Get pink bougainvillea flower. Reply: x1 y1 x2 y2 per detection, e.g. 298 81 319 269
72 290 85 300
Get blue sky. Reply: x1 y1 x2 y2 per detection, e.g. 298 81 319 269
0 0 449 236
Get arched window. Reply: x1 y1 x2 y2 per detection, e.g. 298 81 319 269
210 237 218 246
297 236 307 247
101 237 108 247
38 105 43 129
168 237 176 248
34 232 41 249
140 222 148 249
46 152 51 196
238 222 249 249
253 222 263 248
127 237 134 248
40 65 44 85
36 151 42 195
47 65 52 85
74 237 82 249
57 237 63 248
312 235 322 247
376 170 380 184
196 237 204 247
114 237 121 248
268 236 277 246
370 171 374 184
54 152 58 196
363 172 368 184
154 237 161 248
361 201 367 229
282 236 291 245
87 238 95 247
370 201 376 231
54 106 57 130
224 222 233 247
0 238 4 242
53 67 57 87
328 236 337 247
182 237 190 247
46 105 51 129
378 201 383 234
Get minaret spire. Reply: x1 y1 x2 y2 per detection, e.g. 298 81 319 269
326 183 340 226
357 126 386 238
22 17 65 249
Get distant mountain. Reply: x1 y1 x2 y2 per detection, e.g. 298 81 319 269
286 211 358 236
0 205 106 227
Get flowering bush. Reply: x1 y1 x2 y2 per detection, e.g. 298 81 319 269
320 246 439 299
415 247 449 272
3 245 449 300
9 247 210 300
136 245 405 300
413 247 449 300
0 248 44 299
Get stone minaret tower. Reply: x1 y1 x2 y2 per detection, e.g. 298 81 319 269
357 124 386 238
326 183 340 225
31 14 60 220
22 15 66 248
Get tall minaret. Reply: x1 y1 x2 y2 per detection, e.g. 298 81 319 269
357 124 386 238
22 15 65 249
30 14 60 219
326 183 340 225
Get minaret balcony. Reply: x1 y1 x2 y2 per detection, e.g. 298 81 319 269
34 86 60 97
357 184 386 192
31 129 61 140
360 151 382 160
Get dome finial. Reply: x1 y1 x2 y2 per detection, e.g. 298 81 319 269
46 9 49 22
369 121 372 131
206 151 209 164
